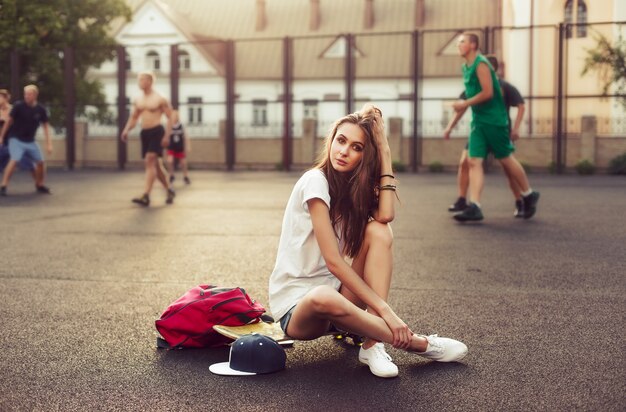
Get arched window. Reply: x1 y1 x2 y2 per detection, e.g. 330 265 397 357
146 50 160 71
577 0 587 38
178 50 191 71
564 0 573 39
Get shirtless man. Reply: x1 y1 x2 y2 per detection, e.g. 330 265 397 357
121 72 175 206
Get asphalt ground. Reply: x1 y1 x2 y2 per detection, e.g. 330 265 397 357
0 169 624 411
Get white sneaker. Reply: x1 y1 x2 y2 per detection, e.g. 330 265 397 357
416 334 468 362
358 342 399 378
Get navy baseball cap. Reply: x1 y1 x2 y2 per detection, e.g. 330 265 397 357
209 334 287 376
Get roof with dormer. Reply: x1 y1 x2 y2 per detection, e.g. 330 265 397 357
113 0 501 78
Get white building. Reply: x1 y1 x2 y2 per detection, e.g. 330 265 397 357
90 0 504 139
90 0 626 143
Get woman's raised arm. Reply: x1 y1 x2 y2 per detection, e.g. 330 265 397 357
371 112 396 223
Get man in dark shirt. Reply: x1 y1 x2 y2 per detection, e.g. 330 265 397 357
443 55 528 218
0 89 38 180
0 85 52 196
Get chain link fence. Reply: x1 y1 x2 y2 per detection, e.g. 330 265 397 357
2 22 625 171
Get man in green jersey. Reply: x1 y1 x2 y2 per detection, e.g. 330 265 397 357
451 32 539 222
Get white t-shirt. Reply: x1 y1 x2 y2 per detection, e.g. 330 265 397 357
269 169 342 320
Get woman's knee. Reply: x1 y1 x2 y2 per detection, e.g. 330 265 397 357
306 286 348 317
365 220 393 248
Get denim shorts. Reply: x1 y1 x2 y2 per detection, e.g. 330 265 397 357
279 305 296 334
1 143 37 170
8 138 44 162
279 305 340 336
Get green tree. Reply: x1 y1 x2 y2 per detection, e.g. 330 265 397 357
0 0 131 127
582 32 626 108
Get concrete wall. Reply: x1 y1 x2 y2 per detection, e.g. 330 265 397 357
43 116 626 172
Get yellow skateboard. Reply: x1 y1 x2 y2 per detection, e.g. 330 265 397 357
213 322 365 347
213 322 295 346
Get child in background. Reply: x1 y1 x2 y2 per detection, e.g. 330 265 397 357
166 110 191 185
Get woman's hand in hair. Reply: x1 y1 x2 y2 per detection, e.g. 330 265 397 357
370 107 389 151
379 305 413 349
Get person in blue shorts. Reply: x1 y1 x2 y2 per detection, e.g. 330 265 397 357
0 89 37 180
0 85 52 196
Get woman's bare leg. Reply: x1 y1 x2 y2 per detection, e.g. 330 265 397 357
341 221 393 348
286 221 429 351
286 285 428 352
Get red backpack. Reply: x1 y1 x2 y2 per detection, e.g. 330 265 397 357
155 285 266 349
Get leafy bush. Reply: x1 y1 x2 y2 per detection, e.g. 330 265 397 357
608 152 626 175
575 159 596 175
429 161 444 173
392 160 407 173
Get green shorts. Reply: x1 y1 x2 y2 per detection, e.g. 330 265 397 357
468 122 515 159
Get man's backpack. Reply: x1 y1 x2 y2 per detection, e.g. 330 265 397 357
155 285 266 349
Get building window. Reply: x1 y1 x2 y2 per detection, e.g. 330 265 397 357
564 0 573 39
303 100 318 120
252 99 268 126
576 0 587 38
146 50 160 71
178 50 191 71
320 35 363 59
187 97 203 124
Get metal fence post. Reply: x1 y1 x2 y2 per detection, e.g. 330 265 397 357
116 45 127 170
484 26 491 53
225 40 236 171
411 30 421 172
63 47 76 170
170 44 179 110
282 36 293 171
345 33 354 114
555 23 565 174
10 50 20 100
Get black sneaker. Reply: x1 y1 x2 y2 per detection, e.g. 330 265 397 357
184 176 191 185
453 203 484 222
0 186 6 196
166 188 175 204
36 185 51 194
522 191 540 219
132 194 150 207
514 199 524 218
448 197 468 212
169 175 175 184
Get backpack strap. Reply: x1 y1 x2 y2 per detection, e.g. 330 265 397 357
156 336 174 349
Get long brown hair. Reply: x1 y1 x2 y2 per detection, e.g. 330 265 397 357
314 105 382 258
